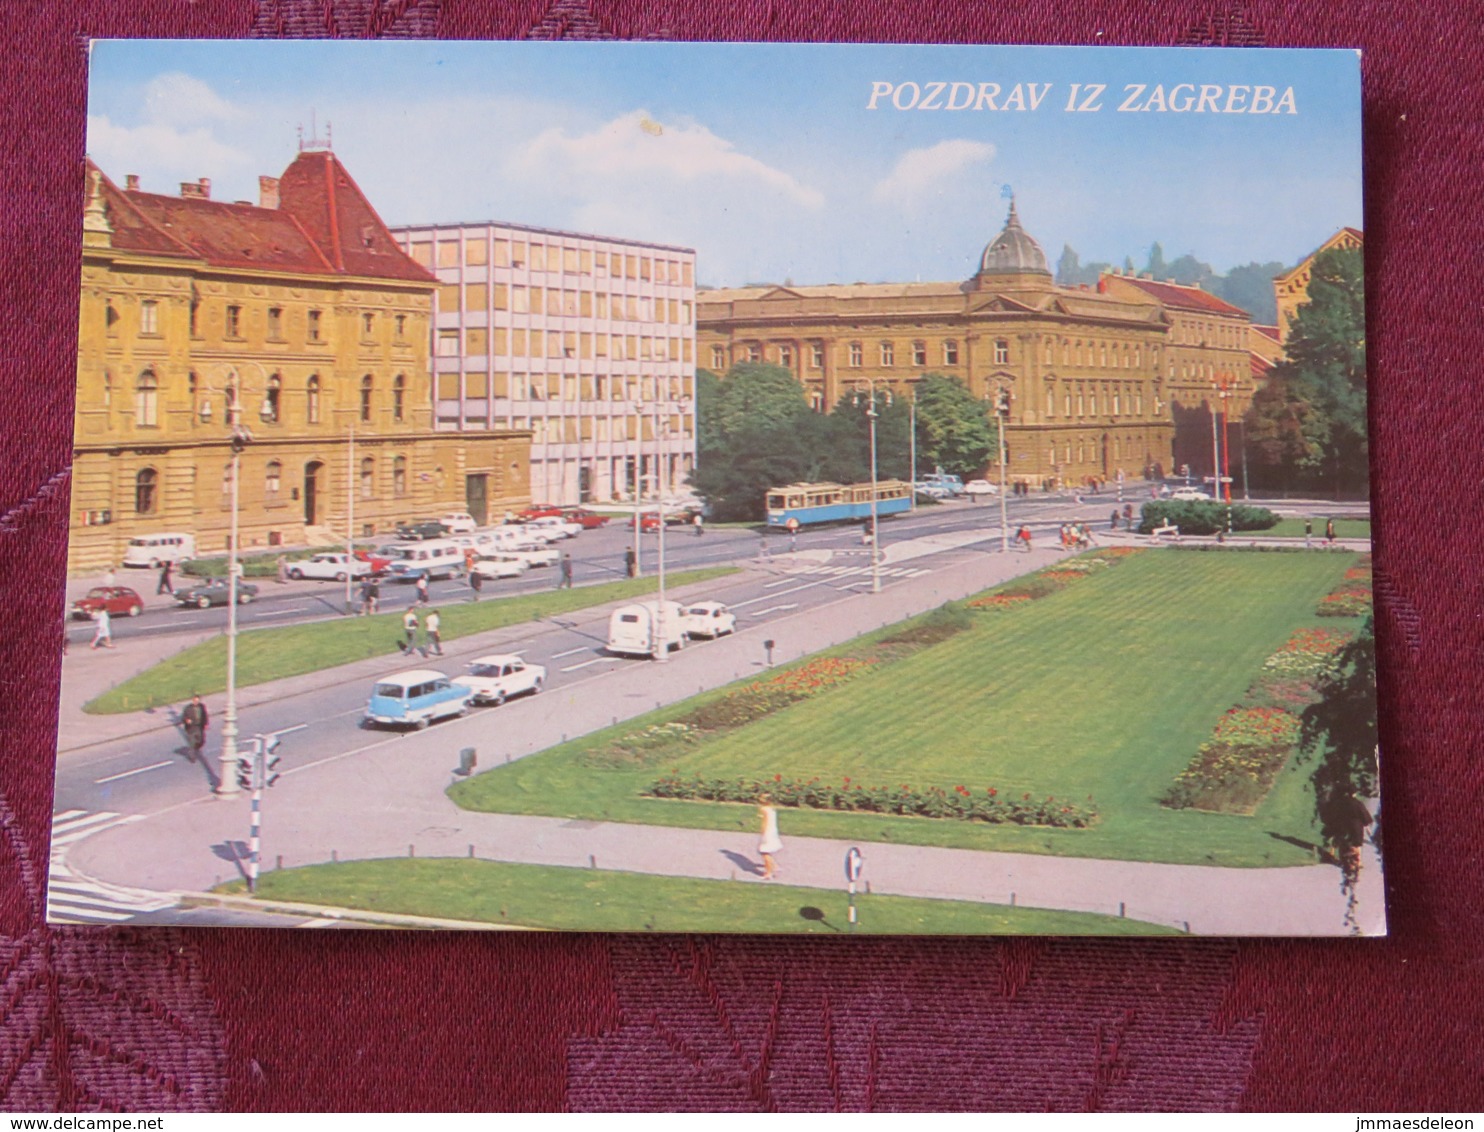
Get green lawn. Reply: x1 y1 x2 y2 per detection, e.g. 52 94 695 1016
1264 517 1371 540
227 858 1179 935
452 550 1359 867
86 566 737 714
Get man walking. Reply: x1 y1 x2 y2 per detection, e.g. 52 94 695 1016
90 607 114 650
415 574 430 605
559 552 573 589
425 608 443 656
1304 517 1313 549
468 568 483 602
157 560 174 596
181 694 208 764
401 607 419 654
624 546 637 579
1325 517 1337 546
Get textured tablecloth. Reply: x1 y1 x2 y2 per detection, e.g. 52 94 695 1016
2 0 1479 1112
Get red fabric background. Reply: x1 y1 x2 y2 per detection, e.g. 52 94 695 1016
2 0 1479 1112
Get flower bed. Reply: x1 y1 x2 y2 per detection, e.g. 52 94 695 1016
966 594 1033 611
647 773 1099 829
1316 555 1373 618
970 549 1141 609
1260 627 1353 677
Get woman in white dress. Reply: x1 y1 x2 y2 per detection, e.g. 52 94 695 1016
757 794 782 880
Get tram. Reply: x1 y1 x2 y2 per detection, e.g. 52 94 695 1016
764 480 913 529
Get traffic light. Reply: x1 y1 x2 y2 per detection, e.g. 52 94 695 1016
263 734 283 789
236 754 254 791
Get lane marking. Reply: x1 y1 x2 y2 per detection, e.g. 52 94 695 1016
552 646 588 659
94 760 173 785
762 577 798 589
730 580 828 609
254 605 311 618
742 603 800 618
561 656 620 672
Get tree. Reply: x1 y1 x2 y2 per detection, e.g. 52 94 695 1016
1211 261 1286 325
828 389 915 482
911 374 998 479
710 363 810 439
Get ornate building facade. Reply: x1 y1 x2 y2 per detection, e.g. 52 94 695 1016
697 203 1175 486
1274 227 1363 344
393 221 697 505
72 149 531 575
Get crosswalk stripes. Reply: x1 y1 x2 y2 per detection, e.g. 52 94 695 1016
781 562 931 580
47 810 180 925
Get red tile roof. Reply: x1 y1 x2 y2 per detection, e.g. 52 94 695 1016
1251 324 1281 342
1105 274 1250 317
1251 353 1275 377
89 153 434 285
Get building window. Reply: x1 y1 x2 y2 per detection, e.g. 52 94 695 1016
306 375 321 424
747 344 761 363
134 468 157 515
711 345 726 370
849 342 863 367
308 310 323 342
360 375 373 422
360 457 374 500
1045 386 1054 417
267 307 283 339
106 302 120 335
225 305 242 338
140 300 159 336
779 345 794 368
880 341 894 367
362 312 376 338
812 343 826 369
943 340 959 365
913 341 927 367
265 460 282 497
134 371 158 427
395 314 407 339
392 456 407 497
220 463 233 503
264 374 281 423
1065 392 1072 417
188 372 199 422
438 330 460 356
994 339 1009 365
393 375 406 422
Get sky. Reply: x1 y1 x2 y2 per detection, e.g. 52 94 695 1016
86 41 1363 288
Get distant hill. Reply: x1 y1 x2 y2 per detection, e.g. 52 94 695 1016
1056 242 1285 325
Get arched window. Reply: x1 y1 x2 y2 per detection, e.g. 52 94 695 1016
392 455 407 497
264 374 281 423
134 468 157 514
393 374 406 422
360 375 373 422
1045 386 1054 417
265 460 282 497
306 375 321 424
360 456 374 500
134 370 158 427
1064 392 1072 417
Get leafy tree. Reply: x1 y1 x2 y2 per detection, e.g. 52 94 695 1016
710 363 811 438
1143 241 1167 280
828 389 915 482
1298 614 1378 907
911 374 998 479
1211 261 1286 325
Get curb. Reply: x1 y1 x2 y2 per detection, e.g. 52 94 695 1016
177 891 541 931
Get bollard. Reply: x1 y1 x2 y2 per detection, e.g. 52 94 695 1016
275 855 282 871
1119 901 1126 918
332 849 338 863
468 844 475 858
456 747 477 777
589 854 597 869
1010 892 1016 906
409 844 415 858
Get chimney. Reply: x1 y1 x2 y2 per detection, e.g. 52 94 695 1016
1140 272 1153 280
258 175 280 210
180 178 211 199
125 174 140 192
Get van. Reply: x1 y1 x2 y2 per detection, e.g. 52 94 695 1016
363 669 473 729
439 511 478 534
122 533 197 569
607 601 687 658
922 473 966 497
384 539 465 582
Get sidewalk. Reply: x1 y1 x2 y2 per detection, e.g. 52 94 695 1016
64 532 1385 936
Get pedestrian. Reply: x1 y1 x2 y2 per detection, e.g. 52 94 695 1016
1304 517 1313 549
1123 503 1133 526
624 546 637 579
367 579 380 615
1325 518 1337 546
757 793 782 881
275 554 288 585
693 512 704 537
559 552 573 589
1016 525 1032 552
90 607 113 650
468 568 483 602
101 564 116 588
425 608 443 656
157 560 174 595
1110 509 1120 530
401 607 418 654
415 573 430 605
180 694 208 763
358 579 372 615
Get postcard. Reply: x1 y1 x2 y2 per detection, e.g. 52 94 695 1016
52 41 1378 935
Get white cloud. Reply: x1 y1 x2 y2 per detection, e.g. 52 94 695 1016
872 139 996 208
143 72 248 128
512 109 824 209
86 115 253 187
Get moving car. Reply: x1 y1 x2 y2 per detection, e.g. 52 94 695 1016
1169 487 1213 501
71 586 144 619
914 482 951 501
681 601 736 639
439 511 478 534
921 473 966 497
504 541 560 568
384 540 466 582
354 548 395 574
451 654 547 706
469 554 529 580
287 553 372 582
561 508 611 530
174 578 260 608
395 519 448 541
607 600 687 657
963 479 999 498
122 533 197 569
524 515 580 540
363 669 472 729
516 503 565 521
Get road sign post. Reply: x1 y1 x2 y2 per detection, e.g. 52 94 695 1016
845 847 864 931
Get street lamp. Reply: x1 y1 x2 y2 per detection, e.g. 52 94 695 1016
199 361 273 798
993 387 1012 552
1212 374 1236 533
866 392 881 594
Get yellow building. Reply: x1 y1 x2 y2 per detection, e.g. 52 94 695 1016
1274 227 1363 344
72 149 531 575
697 202 1175 485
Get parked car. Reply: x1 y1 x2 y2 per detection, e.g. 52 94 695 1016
561 508 611 530
451 654 547 706
914 482 951 501
363 669 472 730
681 601 737 639
1170 487 1212 501
516 503 565 521
504 541 560 568
122 533 197 569
71 586 145 620
287 553 372 582
174 578 260 608
638 512 662 533
439 511 478 534
395 519 448 541
354 548 395 574
963 479 999 498
524 515 581 540
384 540 466 582
469 554 529 580
922 473 967 497
607 601 687 657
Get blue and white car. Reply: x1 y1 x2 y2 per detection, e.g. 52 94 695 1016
364 669 473 729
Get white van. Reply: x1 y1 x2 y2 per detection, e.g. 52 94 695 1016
607 601 687 658
384 539 466 582
122 533 196 569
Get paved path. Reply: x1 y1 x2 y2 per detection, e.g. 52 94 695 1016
60 530 1385 935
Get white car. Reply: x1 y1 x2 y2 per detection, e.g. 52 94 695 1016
506 541 560 568
470 554 529 580
287 553 372 582
681 601 737 639
524 516 581 540
440 512 478 534
963 479 999 498
1170 487 1213 501
451 654 547 706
